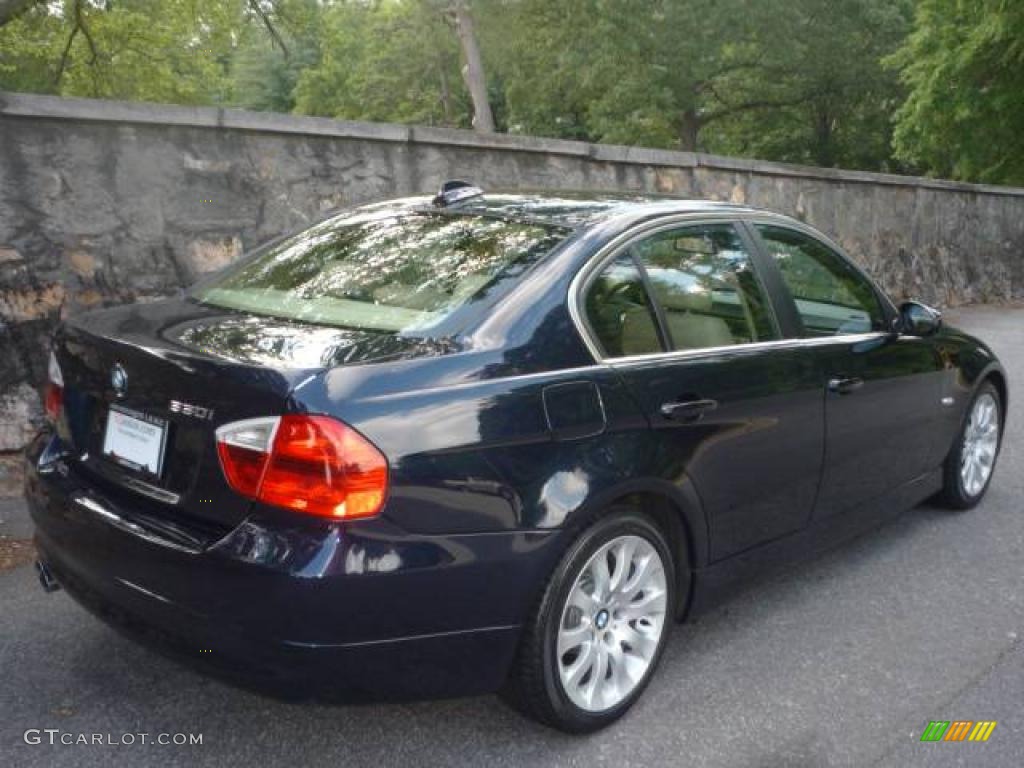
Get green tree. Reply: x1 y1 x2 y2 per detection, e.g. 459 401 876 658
0 0 241 103
494 0 769 149
890 0 1024 184
0 2 63 93
706 0 912 170
229 0 322 112
0 0 973 180
582 0 789 150
490 0 903 159
485 0 599 140
293 1 468 127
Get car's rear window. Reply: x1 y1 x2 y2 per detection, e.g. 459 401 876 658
192 210 569 332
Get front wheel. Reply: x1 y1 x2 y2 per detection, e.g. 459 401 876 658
937 382 1002 509
504 508 677 732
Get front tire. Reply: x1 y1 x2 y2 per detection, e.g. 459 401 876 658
937 382 1002 509
504 508 677 732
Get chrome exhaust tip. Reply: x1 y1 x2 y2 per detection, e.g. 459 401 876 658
35 559 61 593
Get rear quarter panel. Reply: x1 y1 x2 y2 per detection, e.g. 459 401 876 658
292 350 709 568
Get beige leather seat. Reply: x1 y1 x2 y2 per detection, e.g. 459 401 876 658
623 282 735 351
620 305 662 356
619 288 735 353
659 288 735 349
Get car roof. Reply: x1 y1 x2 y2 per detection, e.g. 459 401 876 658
381 190 760 229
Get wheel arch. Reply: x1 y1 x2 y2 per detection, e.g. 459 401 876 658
560 476 708 619
982 366 1008 427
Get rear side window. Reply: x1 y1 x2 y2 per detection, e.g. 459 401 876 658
755 225 885 336
632 223 778 350
585 254 663 358
192 211 568 333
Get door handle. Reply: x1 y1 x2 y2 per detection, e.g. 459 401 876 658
660 398 718 422
828 377 864 395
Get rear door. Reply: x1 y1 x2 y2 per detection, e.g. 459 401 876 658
580 219 826 560
745 221 945 519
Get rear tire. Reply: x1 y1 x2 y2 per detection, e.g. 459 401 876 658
503 507 677 733
936 382 1002 510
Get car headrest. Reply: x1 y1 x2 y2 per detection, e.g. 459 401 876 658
648 280 714 313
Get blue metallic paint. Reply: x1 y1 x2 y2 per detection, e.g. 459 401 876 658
24 194 1006 700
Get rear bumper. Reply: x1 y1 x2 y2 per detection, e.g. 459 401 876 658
25 431 560 700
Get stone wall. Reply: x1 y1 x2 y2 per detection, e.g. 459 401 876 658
1 91 1023 474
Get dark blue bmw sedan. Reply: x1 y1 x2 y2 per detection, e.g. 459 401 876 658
26 183 1006 731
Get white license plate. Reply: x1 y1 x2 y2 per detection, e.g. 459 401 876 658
102 406 168 476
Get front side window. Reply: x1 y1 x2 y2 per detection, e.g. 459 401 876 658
632 223 778 351
192 210 568 333
755 225 885 336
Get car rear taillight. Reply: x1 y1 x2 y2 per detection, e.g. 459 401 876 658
215 415 388 519
45 350 64 421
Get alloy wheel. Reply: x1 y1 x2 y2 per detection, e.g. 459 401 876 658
960 392 999 497
555 534 668 713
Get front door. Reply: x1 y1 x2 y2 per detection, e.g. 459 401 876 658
748 223 945 518
582 220 826 560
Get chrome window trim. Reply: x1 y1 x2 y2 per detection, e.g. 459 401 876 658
605 332 890 368
568 211 897 364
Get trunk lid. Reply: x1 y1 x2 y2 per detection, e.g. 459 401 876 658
53 297 429 531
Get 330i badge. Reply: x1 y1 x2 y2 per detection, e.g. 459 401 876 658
26 183 1006 732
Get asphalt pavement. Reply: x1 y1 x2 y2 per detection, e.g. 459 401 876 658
1 305 1022 768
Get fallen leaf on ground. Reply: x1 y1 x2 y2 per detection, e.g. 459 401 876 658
0 537 35 571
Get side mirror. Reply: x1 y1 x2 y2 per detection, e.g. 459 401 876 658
899 301 942 336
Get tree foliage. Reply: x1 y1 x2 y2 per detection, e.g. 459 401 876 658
292 1 467 126
707 0 913 170
228 0 321 112
479 0 912 171
0 0 242 103
889 0 1024 184
1 1 1023 183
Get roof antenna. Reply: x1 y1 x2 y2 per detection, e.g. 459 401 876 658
433 180 484 208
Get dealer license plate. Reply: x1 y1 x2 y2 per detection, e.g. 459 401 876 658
101 405 168 476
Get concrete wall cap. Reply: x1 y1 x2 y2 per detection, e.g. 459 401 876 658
5 91 1024 198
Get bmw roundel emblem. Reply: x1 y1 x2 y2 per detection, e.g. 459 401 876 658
110 363 128 397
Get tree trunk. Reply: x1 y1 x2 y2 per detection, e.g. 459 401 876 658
813 107 835 167
678 108 701 151
437 54 454 126
451 2 495 133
